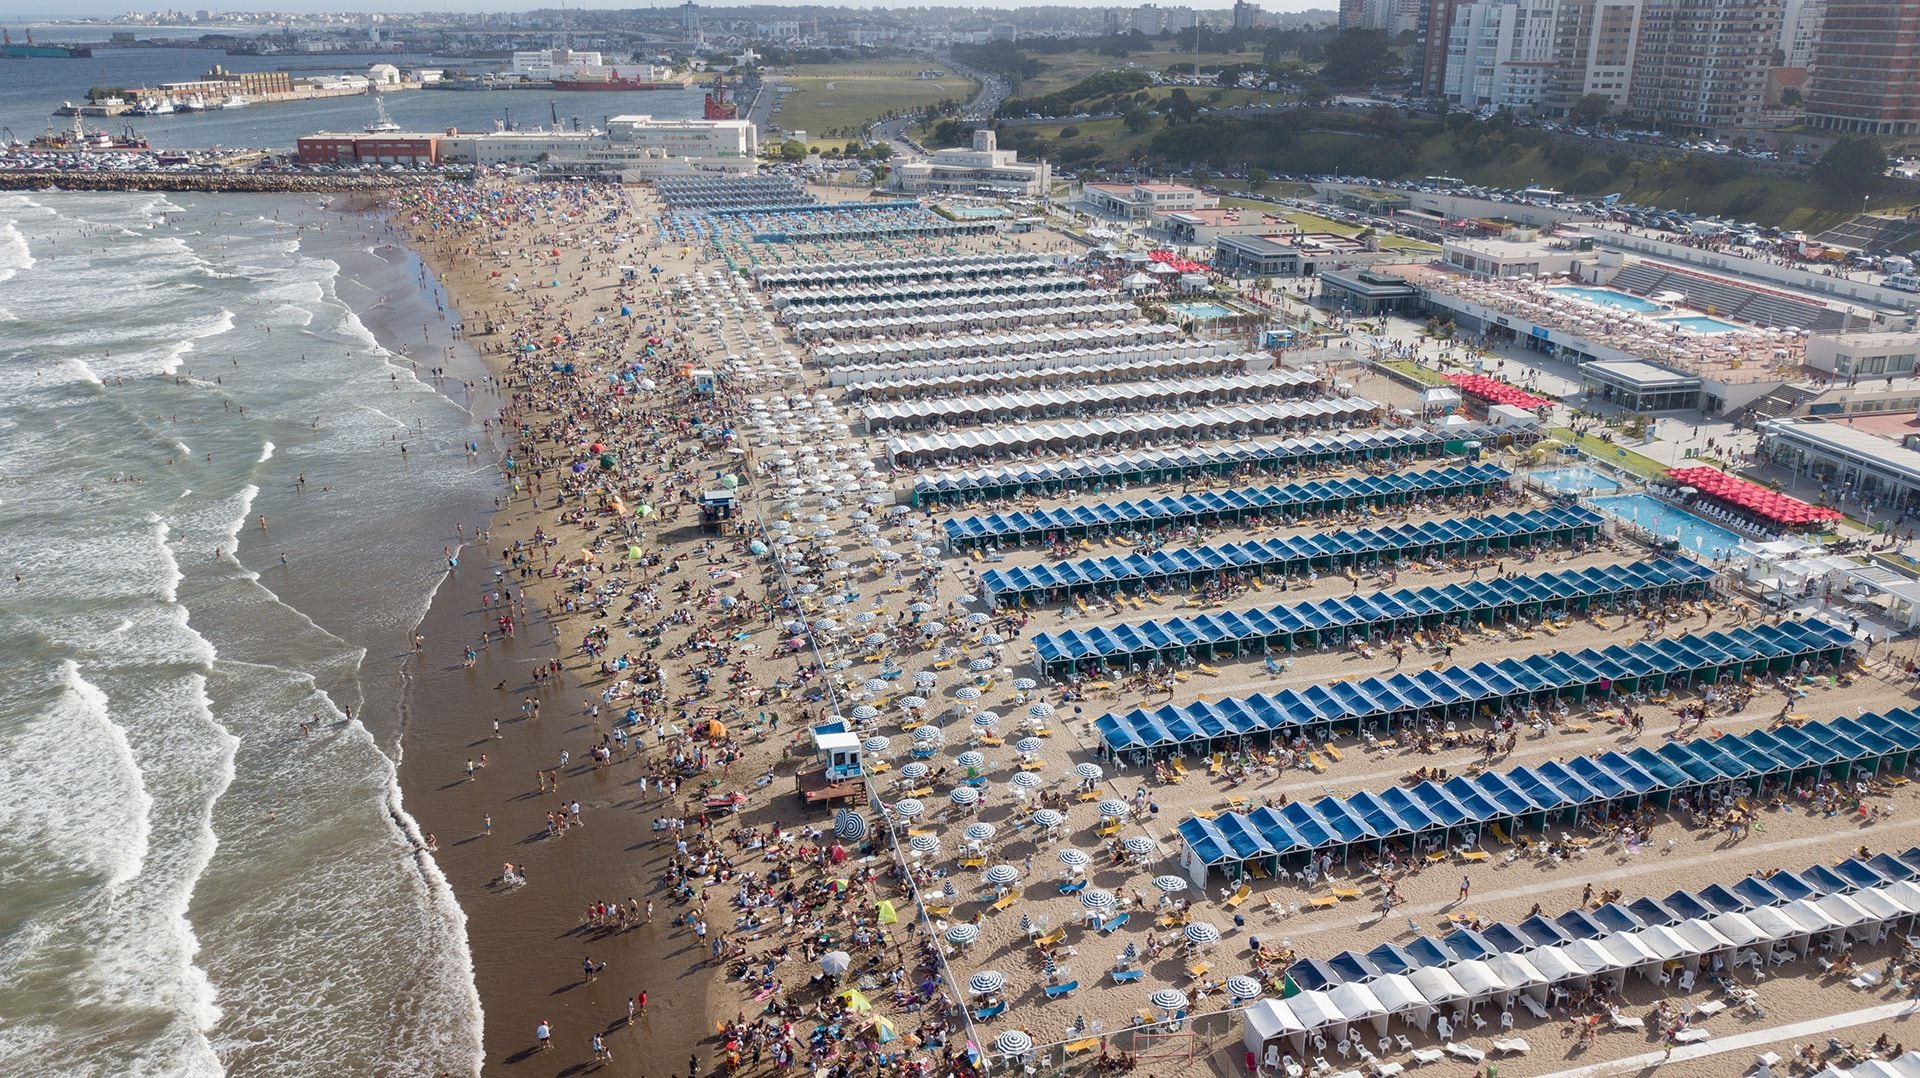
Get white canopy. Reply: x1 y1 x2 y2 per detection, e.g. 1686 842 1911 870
1483 954 1546 992
1815 893 1877 928
1673 919 1736 953
1368 973 1430 1019
1285 991 1338 1031
1598 933 1661 967
1702 912 1766 946
1624 926 1692 960
1882 881 1920 915
1780 899 1843 934
1851 889 1904 923
1327 982 1388 1025
1524 947 1584 981
1447 960 1501 999
1560 939 1622 975
1242 998 1303 1055
1740 906 1801 941
1407 966 1467 1005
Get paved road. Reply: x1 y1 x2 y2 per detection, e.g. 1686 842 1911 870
868 52 1008 160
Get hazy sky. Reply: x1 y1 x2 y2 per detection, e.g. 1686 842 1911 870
20 0 1332 22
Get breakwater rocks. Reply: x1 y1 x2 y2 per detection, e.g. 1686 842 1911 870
0 170 463 193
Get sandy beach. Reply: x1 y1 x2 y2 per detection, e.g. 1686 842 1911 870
379 173 1920 1078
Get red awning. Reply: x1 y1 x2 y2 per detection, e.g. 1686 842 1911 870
1666 466 1843 528
1443 373 1551 411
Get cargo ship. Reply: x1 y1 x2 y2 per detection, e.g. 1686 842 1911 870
549 68 672 91
2 29 93 58
30 118 149 151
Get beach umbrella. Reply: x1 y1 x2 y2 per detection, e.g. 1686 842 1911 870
954 686 981 701
909 602 932 614
1032 809 1065 829
950 786 979 806
900 696 927 710
862 736 891 754
1099 799 1131 819
1121 836 1155 857
900 761 931 779
946 923 980 945
1080 889 1117 912
1226 975 1264 1001
1028 703 1056 719
971 713 998 729
965 822 996 843
1057 847 1091 867
994 1031 1033 1057
894 799 924 820
1184 923 1222 946
853 612 877 625
862 633 887 647
1010 771 1042 790
1015 737 1044 754
851 705 879 720
981 633 1005 646
913 671 938 686
864 678 889 693
969 971 1006 996
909 833 940 855
966 612 991 626
1074 763 1104 782
911 728 941 744
985 864 1020 886
820 951 852 976
827 659 854 671
955 751 986 769
839 988 873 1012
834 810 868 841
1150 988 1189 1012
1153 875 1188 893
1013 678 1038 691
922 622 945 635
967 658 994 672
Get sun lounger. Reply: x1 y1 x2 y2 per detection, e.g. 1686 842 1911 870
1058 879 1088 896
1444 1043 1485 1062
1673 1028 1709 1045
990 893 1018 912
1490 1039 1529 1056
1064 1037 1100 1055
1223 883 1251 909
1033 928 1065 947
1098 912 1130 933
1307 895 1340 909
1186 961 1210 980
1043 980 1078 1000
1409 1048 1445 1065
973 1000 1005 1021
1110 967 1144 984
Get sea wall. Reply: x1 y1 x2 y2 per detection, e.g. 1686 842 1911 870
0 170 460 193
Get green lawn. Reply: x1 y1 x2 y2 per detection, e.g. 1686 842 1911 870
1016 44 1270 98
1381 359 1452 387
1549 426 1670 482
771 63 977 143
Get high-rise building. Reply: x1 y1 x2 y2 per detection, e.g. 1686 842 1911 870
1627 0 1783 131
1132 3 1165 34
1542 0 1641 116
1804 1 1920 136
1339 0 1369 30
1232 0 1261 31
1779 0 1825 68
1442 0 1559 112
1418 0 1467 95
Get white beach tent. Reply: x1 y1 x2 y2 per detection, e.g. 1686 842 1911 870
1446 960 1502 1013
1367 972 1432 1030
1881 881 1920 915
1484 953 1550 1008
1326 981 1390 1041
1703 911 1767 949
1816 893 1879 940
1780 898 1846 953
1522 945 1583 985
1598 931 1661 976
1242 998 1306 1061
1673 919 1737 968
1285 990 1340 1043
1847 889 1902 943
1560 938 1627 991
1406 966 1467 1028
1743 905 1809 958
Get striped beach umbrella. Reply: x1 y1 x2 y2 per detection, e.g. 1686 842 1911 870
970 713 998 729
894 798 924 820
1031 809 1064 829
1121 836 1156 857
853 611 876 624
1012 677 1037 690
863 633 888 647
1073 762 1104 781
864 678 889 693
1150 988 1189 1012
1098 799 1131 819
862 736 891 754
1079 889 1116 912
1015 737 1044 754
1153 876 1189 895
900 696 927 710
955 751 986 768
1009 771 1042 790
900 761 931 779
850 705 879 720
1184 923 1222 946
911 727 941 743
967 657 994 672
949 786 979 806
966 612 991 625
968 971 1006 996
954 686 981 700
1028 703 1056 719
964 822 996 843
981 633 1005 645
1226 975 1264 1001
1056 847 1091 867
994 1031 1033 1057
945 923 980 945
984 864 1020 886
833 810 868 841
909 833 940 855
913 670 938 686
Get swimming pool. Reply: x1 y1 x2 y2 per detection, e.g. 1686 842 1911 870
1550 286 1666 314
1659 315 1748 335
1170 302 1235 320
1530 466 1623 495
1591 493 1747 560
944 205 1009 220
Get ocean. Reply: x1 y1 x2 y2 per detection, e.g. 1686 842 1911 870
0 38 711 152
0 190 497 1075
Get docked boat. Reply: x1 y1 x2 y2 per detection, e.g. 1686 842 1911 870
221 94 248 109
177 94 210 113
364 96 402 132
131 97 176 116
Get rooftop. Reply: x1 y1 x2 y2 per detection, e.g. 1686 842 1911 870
1583 359 1702 389
1764 417 1920 482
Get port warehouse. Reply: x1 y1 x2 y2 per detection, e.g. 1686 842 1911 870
295 115 757 168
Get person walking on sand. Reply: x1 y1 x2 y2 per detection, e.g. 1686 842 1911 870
1459 875 1471 902
591 1032 610 1063
536 1019 552 1052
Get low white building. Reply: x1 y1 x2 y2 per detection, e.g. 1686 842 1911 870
607 114 758 158
892 129 1051 197
1082 180 1216 221
435 122 758 171
511 48 605 78
1803 330 1920 379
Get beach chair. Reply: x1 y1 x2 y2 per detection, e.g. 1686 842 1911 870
1098 911 1130 933
1410 1048 1444 1066
1033 928 1066 947
1307 895 1340 910
1075 789 1101 803
1223 883 1251 909
1186 961 1210 980
1043 980 1078 1000
1197 663 1220 677
990 893 1018 913
958 856 985 869
1110 967 1144 984
1058 879 1088 896
973 1000 1006 1022
1064 1038 1100 1056
1330 886 1361 901
1322 742 1343 763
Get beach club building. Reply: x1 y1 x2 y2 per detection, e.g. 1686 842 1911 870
296 132 440 166
1081 181 1217 222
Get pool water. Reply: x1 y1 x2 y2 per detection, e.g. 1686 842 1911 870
1170 302 1235 320
1530 466 1623 495
1659 315 1747 335
1591 493 1748 560
944 205 1009 220
1550 286 1666 314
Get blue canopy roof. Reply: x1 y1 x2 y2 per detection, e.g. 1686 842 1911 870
982 506 1603 604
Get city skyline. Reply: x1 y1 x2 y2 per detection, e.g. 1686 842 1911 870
9 0 1336 19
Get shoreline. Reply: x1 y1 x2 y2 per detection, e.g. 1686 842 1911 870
386 181 720 1075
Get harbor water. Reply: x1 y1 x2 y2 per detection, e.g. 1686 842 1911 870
0 190 497 1074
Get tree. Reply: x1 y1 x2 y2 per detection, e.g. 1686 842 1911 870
1318 30 1398 88
1779 87 1802 107
1810 136 1887 198
1247 167 1270 187
1165 88 1197 126
1123 107 1152 134
1567 93 1612 128
1058 125 1080 139
779 139 809 161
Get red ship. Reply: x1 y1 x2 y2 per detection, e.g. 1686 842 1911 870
549 68 672 91
704 73 737 120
